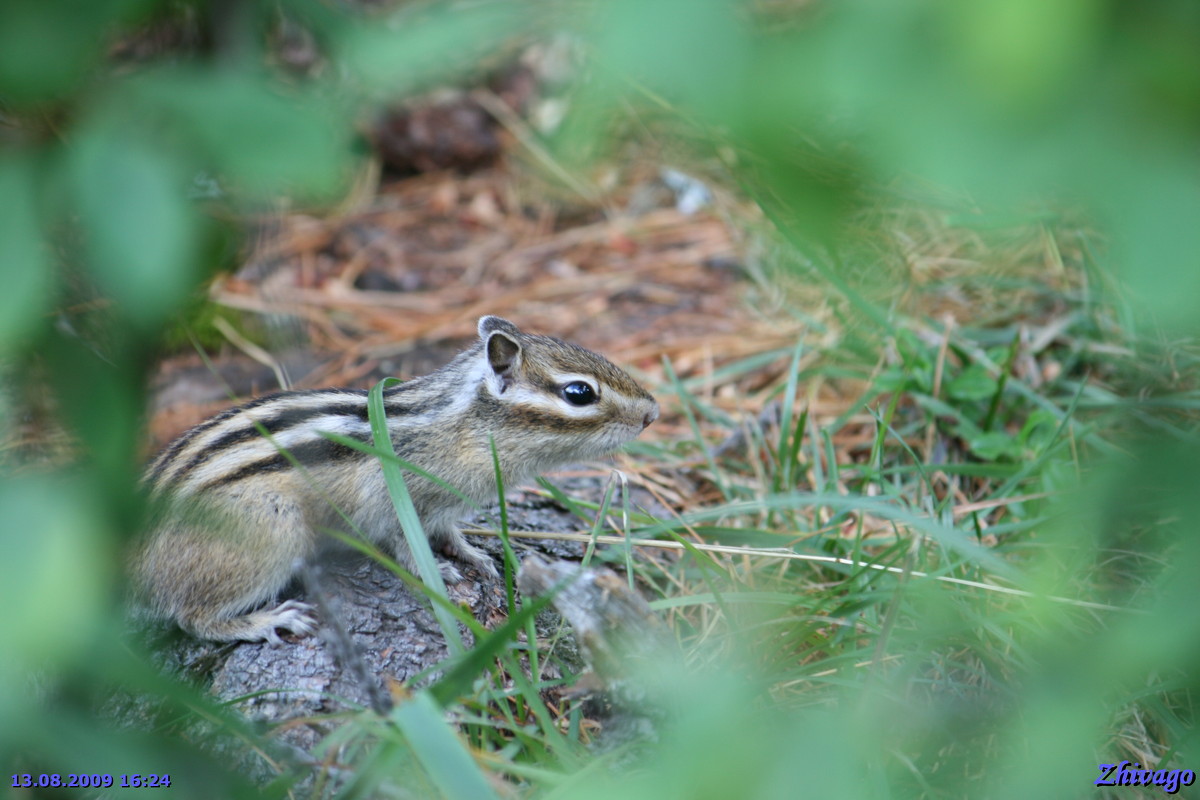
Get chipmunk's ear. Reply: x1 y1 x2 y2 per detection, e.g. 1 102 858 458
480 317 522 391
478 315 521 339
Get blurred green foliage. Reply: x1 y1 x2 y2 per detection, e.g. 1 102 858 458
572 0 1200 334
1 0 1198 797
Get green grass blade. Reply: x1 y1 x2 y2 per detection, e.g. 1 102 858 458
367 378 465 654
663 354 730 499
428 591 553 708
488 435 518 612
777 335 805 492
391 691 500 800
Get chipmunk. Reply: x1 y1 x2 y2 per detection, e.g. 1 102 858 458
132 316 658 644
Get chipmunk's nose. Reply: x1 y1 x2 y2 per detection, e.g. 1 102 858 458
642 405 659 429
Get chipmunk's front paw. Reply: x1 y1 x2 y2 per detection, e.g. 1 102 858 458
445 539 500 581
262 600 318 644
437 560 466 584
432 537 496 582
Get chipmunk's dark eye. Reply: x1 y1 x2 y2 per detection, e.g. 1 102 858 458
561 381 598 406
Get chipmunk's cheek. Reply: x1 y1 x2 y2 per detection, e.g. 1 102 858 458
597 423 644 453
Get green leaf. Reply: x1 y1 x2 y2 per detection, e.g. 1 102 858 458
945 0 1102 111
1017 409 1059 451
0 477 110 668
597 0 749 124
0 157 53 349
1113 162 1200 336
947 363 999 402
71 119 200 328
129 69 355 202
341 4 524 99
967 431 1021 461
0 0 144 105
